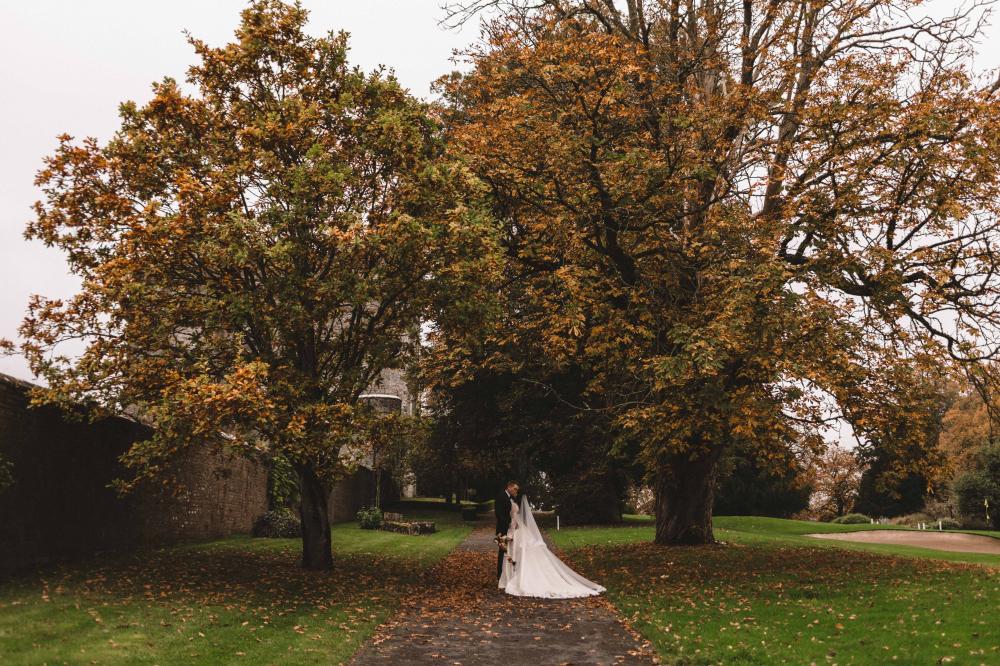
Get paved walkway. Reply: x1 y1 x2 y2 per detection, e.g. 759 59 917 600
351 522 657 665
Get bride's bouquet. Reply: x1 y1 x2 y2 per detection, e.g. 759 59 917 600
494 534 516 569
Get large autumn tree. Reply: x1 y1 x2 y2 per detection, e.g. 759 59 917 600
439 0 1000 543
9 1 488 570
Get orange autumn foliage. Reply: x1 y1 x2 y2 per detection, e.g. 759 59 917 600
436 0 1000 543
8 1 493 570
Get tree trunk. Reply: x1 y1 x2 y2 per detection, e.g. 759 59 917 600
654 448 724 545
298 464 333 571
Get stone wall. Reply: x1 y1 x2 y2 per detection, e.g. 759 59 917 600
131 448 268 544
0 373 267 575
349 366 417 505
0 362 416 571
328 468 399 523
329 468 372 523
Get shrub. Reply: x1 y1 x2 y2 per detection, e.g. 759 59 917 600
356 506 383 529
889 512 933 527
960 516 990 530
831 513 871 524
922 498 958 520
938 517 961 530
251 508 302 538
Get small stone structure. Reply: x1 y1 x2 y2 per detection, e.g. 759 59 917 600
328 384 409 521
328 465 397 522
366 367 420 417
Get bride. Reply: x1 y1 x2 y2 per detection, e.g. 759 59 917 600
498 495 605 598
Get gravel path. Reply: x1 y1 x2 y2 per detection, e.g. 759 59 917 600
351 522 657 665
807 529 1000 554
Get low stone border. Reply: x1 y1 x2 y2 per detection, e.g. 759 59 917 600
381 520 436 535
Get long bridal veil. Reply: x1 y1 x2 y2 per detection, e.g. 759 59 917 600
501 495 605 599
516 495 547 547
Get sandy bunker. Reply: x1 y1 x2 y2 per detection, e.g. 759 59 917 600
807 529 1000 555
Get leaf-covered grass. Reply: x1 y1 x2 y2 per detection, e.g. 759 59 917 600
551 516 1000 664
0 511 471 664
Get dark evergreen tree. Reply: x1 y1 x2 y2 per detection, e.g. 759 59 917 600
713 449 811 518
853 463 928 518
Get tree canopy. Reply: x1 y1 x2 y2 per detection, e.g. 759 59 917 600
434 0 1000 542
9 0 1000 560
11 0 490 569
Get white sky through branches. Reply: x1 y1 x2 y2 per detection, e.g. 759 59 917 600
2 0 999 393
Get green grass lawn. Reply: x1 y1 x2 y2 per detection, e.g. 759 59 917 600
0 510 471 665
8 508 996 665
389 497 480 509
193 509 472 566
551 516 1000 665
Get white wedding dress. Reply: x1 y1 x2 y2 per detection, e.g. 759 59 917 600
498 496 605 598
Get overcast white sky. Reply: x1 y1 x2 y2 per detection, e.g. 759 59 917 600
2 1 1000 384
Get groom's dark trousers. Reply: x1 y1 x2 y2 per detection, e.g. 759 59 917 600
495 490 513 580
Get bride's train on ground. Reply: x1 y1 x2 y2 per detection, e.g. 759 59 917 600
498 496 605 599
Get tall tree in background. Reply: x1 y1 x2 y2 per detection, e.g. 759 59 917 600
940 378 994 470
953 445 1000 528
938 372 999 525
9 1 488 570
809 445 863 519
422 363 636 522
854 368 954 517
442 0 1000 543
713 442 811 519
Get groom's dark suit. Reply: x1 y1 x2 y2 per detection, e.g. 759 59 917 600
495 489 515 580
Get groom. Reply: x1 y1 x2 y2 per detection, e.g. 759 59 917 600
495 481 519 580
